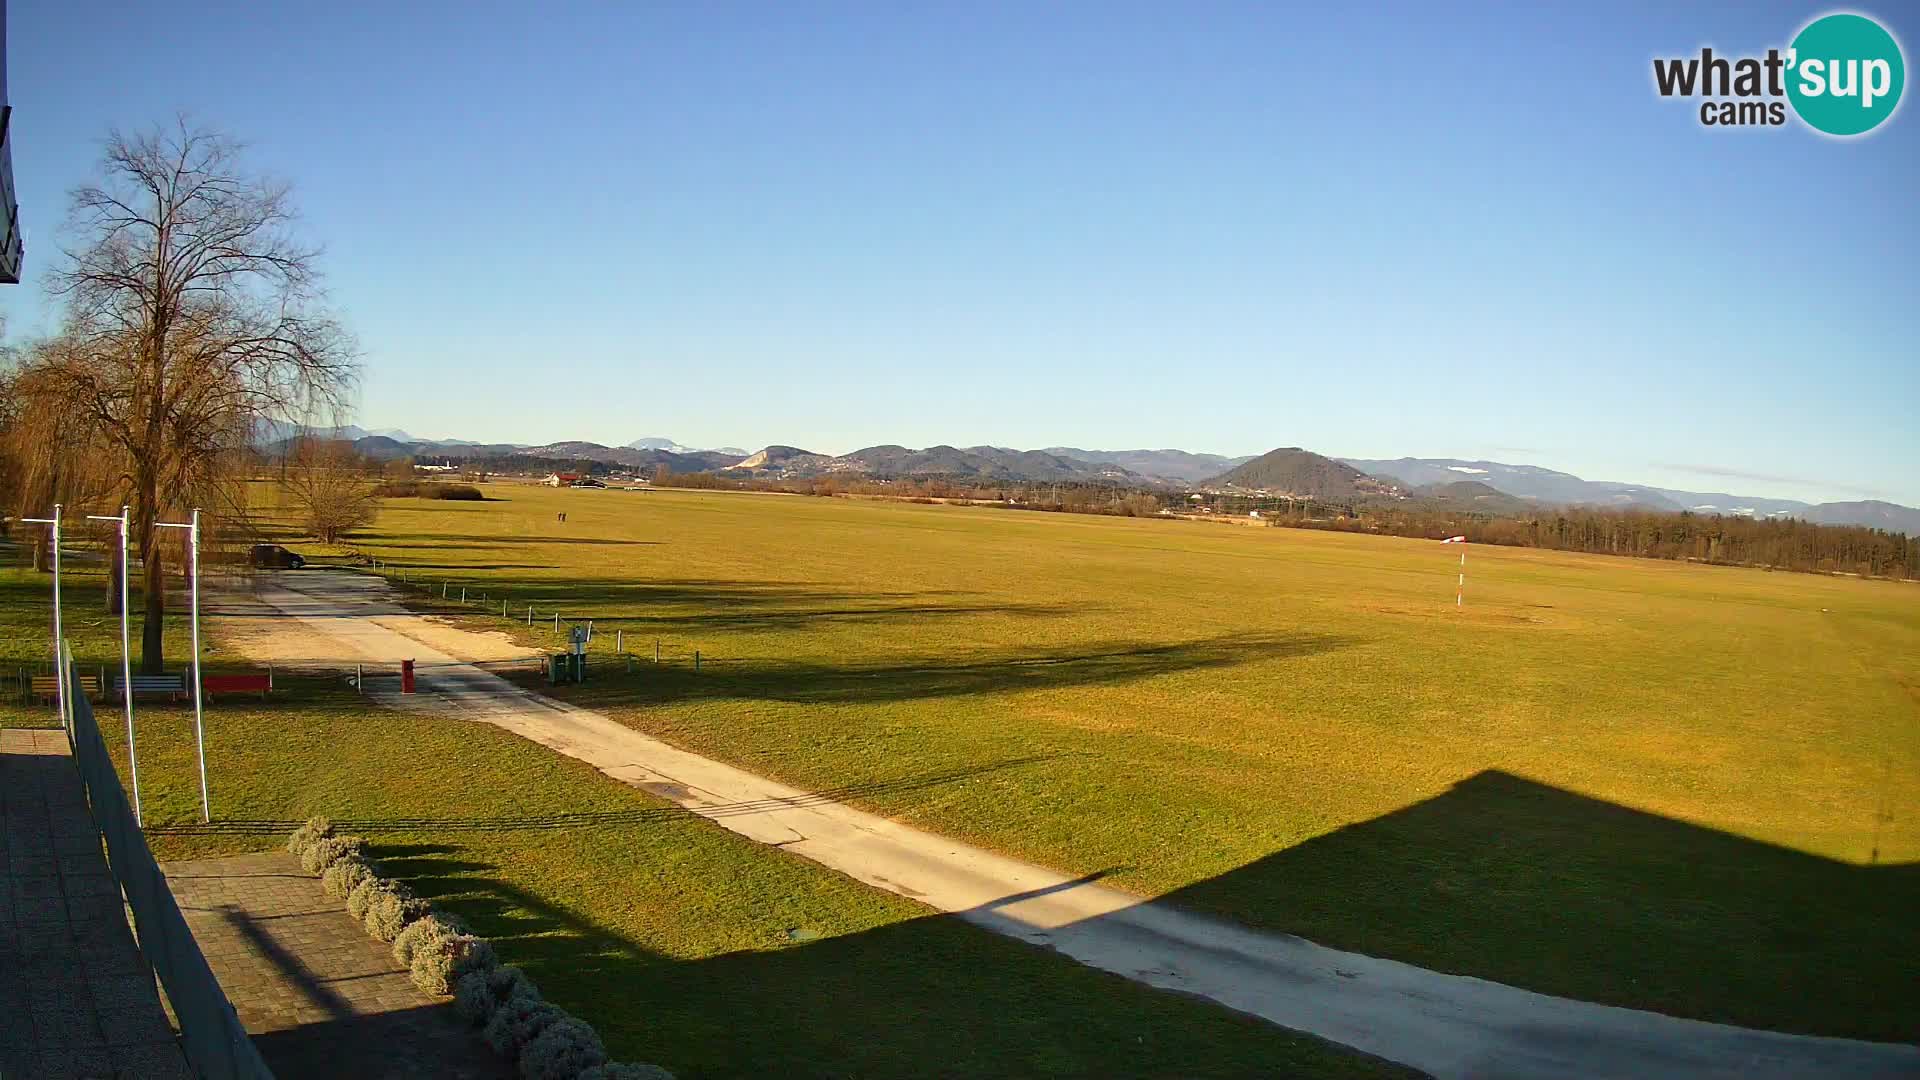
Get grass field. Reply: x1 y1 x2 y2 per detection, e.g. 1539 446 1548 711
328 483 1918 1042
0 556 1412 1079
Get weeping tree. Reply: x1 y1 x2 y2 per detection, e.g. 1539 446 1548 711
21 119 356 671
1 354 122 572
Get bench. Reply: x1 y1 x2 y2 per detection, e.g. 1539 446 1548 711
202 672 273 700
29 673 103 702
114 673 189 701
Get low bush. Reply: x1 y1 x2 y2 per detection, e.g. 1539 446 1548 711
300 834 367 875
484 997 565 1059
519 1017 607 1080
347 876 393 921
578 1065 676 1080
392 912 468 968
321 857 375 899
453 964 539 1027
287 816 335 857
365 890 432 942
412 933 496 996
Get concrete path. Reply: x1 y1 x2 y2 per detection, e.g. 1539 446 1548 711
0 729 194 1080
223 571 1920 1080
162 851 509 1080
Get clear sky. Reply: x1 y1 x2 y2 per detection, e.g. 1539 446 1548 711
3 1 1915 505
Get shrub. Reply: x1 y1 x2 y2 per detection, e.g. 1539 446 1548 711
321 857 375 899
392 912 470 967
578 1066 676 1080
519 1017 607 1080
286 816 335 857
365 891 432 942
484 997 565 1059
453 964 538 1027
300 835 366 875
410 933 497 996
346 876 387 920
372 480 485 501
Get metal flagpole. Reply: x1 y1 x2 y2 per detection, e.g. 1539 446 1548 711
90 506 140 825
20 506 66 729
1458 549 1465 609
157 510 209 821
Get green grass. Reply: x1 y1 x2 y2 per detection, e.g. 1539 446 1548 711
88 681 1408 1079
332 484 1919 1042
0 543 1407 1076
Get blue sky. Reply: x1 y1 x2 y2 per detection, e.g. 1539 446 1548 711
3 1 1915 505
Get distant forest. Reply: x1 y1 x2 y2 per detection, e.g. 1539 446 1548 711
653 470 1920 581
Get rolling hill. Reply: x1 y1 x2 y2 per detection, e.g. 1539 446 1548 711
1207 448 1398 498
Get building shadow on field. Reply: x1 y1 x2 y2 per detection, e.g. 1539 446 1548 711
337 768 1917 1078
1158 769 1918 1045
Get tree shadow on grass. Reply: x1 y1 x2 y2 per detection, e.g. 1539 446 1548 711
561 632 1357 707
146 754 1075 839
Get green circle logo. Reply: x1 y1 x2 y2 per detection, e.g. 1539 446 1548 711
1787 13 1905 136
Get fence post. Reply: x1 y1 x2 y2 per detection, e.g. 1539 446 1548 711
586 620 593 642
503 599 509 618
554 613 560 633
461 586 466 603
527 605 533 625
615 629 623 655
695 650 701 673
355 664 362 692
655 639 660 663
442 582 448 599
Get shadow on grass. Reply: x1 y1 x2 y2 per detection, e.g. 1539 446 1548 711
383 852 1405 1080
145 754 1072 838
359 767 1920 1077
557 632 1356 706
1161 769 1919 1044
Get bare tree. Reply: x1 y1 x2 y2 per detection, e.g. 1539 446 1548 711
283 438 378 544
21 119 356 671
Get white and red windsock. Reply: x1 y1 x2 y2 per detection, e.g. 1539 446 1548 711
1441 535 1467 543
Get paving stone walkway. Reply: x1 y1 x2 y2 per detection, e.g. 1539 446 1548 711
0 728 192 1080
161 851 509 1080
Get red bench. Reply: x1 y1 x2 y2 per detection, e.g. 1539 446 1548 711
202 672 274 699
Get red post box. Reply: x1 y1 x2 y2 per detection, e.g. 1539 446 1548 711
401 658 415 694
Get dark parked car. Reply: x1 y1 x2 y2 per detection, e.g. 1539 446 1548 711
250 544 306 569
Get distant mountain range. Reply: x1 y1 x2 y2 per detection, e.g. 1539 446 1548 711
1340 457 1920 536
724 444 1142 483
255 424 1919 535
626 436 750 457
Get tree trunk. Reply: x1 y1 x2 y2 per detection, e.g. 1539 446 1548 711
107 545 124 614
140 542 165 674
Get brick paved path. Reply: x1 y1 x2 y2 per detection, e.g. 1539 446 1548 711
0 728 193 1080
161 851 509 1079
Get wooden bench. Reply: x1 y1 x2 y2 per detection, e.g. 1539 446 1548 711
29 673 103 702
202 672 273 700
114 673 189 701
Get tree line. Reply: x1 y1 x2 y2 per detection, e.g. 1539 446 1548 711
1282 504 1920 580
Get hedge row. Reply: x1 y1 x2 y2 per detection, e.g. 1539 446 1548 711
288 817 674 1080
